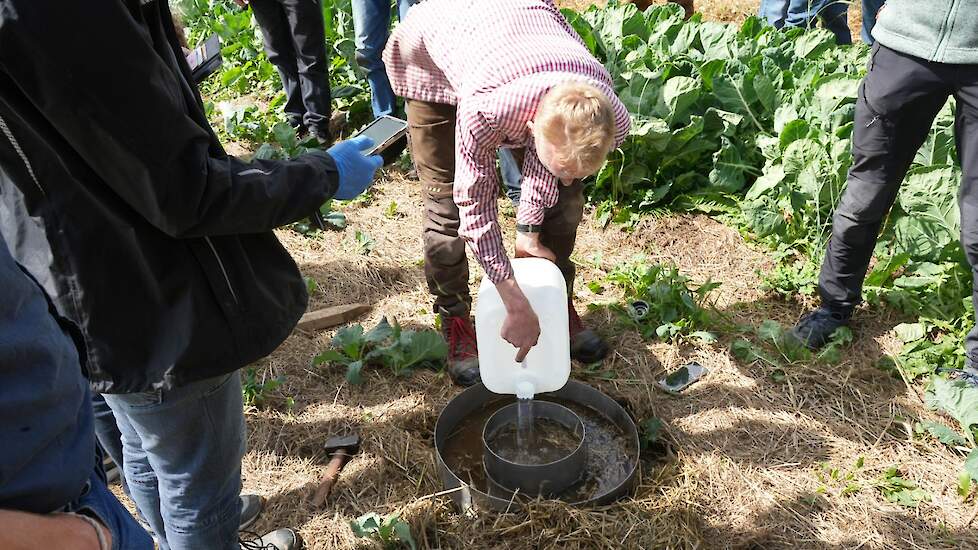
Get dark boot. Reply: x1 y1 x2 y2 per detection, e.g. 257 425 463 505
442 316 480 387
238 494 263 531
569 301 609 364
790 307 851 350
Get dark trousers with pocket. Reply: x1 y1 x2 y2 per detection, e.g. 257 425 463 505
406 99 585 318
250 0 331 135
818 43 978 362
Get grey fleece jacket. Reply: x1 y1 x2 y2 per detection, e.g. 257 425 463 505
872 0 978 64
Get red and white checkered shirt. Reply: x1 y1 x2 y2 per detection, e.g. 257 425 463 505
383 0 630 284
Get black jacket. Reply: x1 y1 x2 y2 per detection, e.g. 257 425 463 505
0 0 339 393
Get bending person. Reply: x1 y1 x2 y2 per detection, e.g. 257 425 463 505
384 0 630 385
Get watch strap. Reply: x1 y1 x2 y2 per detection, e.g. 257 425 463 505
516 223 544 234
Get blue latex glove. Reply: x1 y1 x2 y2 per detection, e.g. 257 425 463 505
326 135 384 200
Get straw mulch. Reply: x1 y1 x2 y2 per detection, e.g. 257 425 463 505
234 165 978 549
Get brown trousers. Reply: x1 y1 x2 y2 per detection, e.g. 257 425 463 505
406 99 585 318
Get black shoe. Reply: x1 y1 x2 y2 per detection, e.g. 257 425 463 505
287 117 308 139
442 316 480 387
239 494 263 531
790 307 851 350
308 127 332 148
569 302 609 364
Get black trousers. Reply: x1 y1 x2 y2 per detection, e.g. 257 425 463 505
818 43 978 361
249 0 331 135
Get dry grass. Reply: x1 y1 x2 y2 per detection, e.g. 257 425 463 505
229 164 978 549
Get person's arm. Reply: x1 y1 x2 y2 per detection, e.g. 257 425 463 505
0 511 110 550
453 104 512 284
454 103 540 359
610 83 632 147
514 149 560 261
0 0 342 238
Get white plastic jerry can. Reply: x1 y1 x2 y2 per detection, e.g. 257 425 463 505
475 257 571 399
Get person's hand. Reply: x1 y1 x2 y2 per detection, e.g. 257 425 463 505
326 135 384 200
234 0 249 7
496 279 541 361
515 231 556 262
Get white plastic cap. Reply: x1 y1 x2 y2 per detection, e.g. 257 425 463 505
515 380 535 400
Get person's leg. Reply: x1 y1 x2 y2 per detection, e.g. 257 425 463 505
406 99 479 385
498 148 523 205
540 182 585 293
352 0 398 118
69 466 155 550
106 397 167 548
797 45 951 347
953 67 978 367
281 0 332 138
818 46 950 313
249 0 305 128
395 0 418 22
784 0 818 29
92 394 125 486
103 372 246 550
407 99 469 317
758 0 789 28
818 1 851 45
540 180 608 362
860 0 883 44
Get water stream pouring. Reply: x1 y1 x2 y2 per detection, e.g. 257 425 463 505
437 258 638 511
483 401 587 497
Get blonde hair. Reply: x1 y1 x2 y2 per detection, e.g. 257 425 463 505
534 81 617 175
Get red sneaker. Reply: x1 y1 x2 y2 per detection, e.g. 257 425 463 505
569 302 609 364
442 316 480 387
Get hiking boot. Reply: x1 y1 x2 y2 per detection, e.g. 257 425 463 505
308 127 332 148
790 307 851 350
443 316 480 387
239 494 264 531
240 528 302 550
569 301 609 364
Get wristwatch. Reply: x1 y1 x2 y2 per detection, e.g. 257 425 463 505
516 223 544 234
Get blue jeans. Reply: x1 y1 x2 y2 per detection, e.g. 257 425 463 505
103 372 246 550
92 393 127 494
758 0 851 45
861 0 884 44
64 466 154 550
498 148 523 205
352 0 418 117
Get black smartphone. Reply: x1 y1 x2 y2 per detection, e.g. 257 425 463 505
353 115 408 156
187 34 222 84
